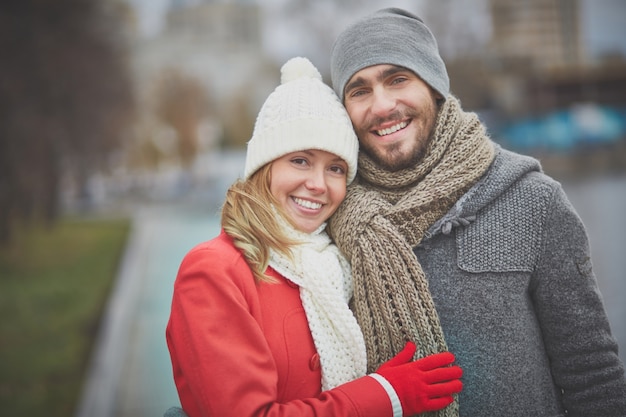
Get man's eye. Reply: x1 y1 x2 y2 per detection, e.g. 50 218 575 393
391 77 407 85
350 90 365 97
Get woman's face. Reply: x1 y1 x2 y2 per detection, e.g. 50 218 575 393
270 149 348 233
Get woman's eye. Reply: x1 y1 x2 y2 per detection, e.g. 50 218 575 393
330 165 346 175
291 158 307 166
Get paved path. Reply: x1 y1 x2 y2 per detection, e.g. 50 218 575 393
75 174 626 417
75 204 221 417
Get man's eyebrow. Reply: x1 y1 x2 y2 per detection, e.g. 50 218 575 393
344 77 366 96
381 65 410 79
344 65 410 96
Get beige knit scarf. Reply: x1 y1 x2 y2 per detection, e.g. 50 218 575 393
268 214 367 391
329 96 494 416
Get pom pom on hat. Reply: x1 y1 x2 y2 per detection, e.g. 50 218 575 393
244 57 359 184
280 56 323 84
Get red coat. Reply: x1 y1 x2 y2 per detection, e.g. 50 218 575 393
166 230 393 417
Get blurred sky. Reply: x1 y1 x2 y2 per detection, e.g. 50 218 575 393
126 0 626 61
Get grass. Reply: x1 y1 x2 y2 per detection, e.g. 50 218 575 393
0 217 131 416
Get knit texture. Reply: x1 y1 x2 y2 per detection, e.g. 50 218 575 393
268 213 367 391
329 96 495 417
331 8 448 101
244 57 359 183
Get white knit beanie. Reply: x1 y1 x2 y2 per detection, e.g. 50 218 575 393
244 57 359 184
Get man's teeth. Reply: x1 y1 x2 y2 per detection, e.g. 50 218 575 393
293 197 322 210
377 121 407 136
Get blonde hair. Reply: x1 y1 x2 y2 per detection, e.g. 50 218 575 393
221 164 298 282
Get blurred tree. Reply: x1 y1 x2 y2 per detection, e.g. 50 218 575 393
153 68 211 168
0 0 135 245
220 88 259 149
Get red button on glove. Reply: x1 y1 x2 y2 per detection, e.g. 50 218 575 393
375 341 463 417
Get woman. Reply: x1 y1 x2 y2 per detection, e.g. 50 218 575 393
165 57 463 417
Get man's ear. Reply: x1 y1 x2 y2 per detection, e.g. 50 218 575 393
435 94 445 108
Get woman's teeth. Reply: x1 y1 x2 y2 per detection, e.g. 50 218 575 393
293 197 322 210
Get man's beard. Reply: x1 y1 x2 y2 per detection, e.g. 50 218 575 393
361 140 426 172
360 108 437 172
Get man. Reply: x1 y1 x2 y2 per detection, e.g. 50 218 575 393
328 7 626 417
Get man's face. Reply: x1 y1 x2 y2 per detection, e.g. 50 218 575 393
343 64 440 171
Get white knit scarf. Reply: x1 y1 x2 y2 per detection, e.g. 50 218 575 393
268 216 367 390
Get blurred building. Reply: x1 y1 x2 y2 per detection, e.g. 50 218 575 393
131 0 278 158
478 0 626 118
108 0 281 203
442 0 626 174
156 1 273 103
489 0 583 71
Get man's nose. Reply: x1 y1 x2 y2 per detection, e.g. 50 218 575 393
370 88 396 116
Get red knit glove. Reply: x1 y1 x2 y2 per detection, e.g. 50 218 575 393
375 341 463 417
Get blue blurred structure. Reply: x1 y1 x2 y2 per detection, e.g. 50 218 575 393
499 104 626 152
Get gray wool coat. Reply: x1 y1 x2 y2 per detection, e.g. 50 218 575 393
415 145 626 417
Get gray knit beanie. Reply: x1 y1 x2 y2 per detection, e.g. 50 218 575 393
330 7 449 101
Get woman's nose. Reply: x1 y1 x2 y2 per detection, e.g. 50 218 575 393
304 168 327 193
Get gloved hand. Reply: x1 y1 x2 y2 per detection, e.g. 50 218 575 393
375 341 462 417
